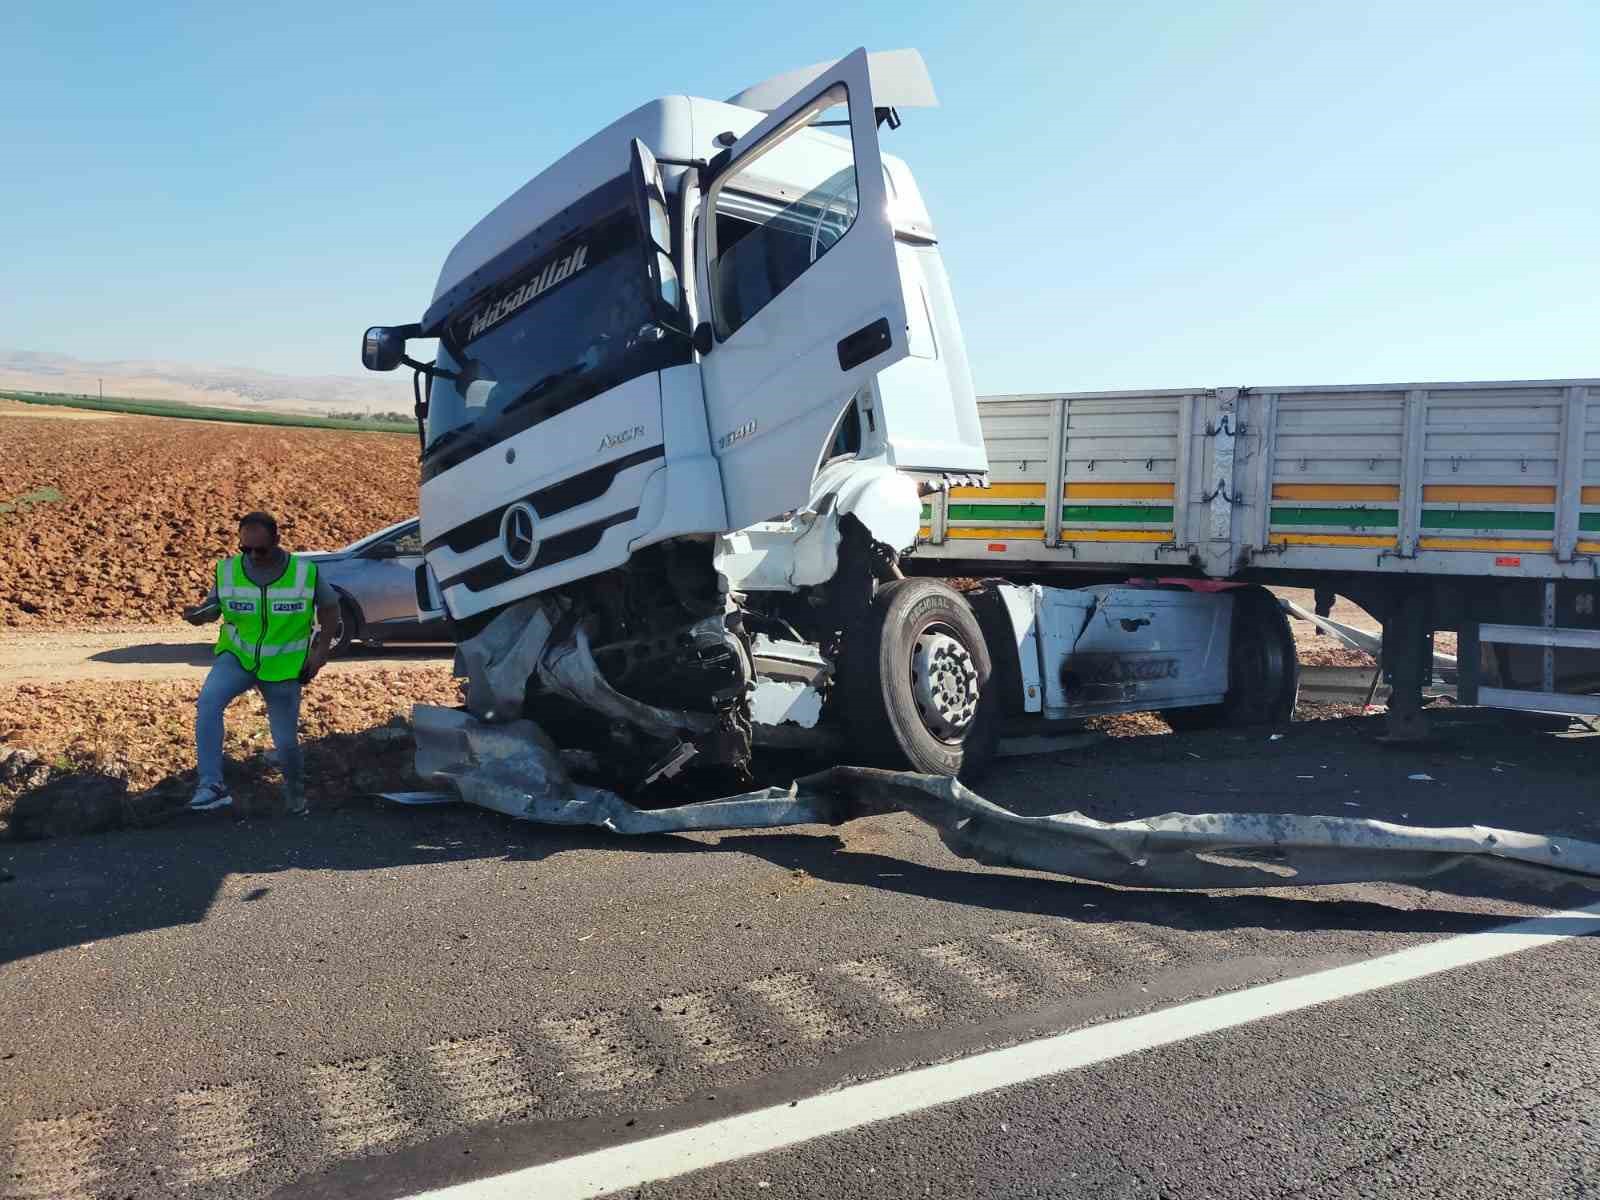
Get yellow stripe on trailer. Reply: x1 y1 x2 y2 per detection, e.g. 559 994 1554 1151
1271 483 1401 501
1418 536 1555 552
1058 528 1172 543
946 482 1177 500
1421 485 1557 504
1579 540 1600 554
944 527 1047 540
948 482 1045 500
1062 482 1175 500
917 526 932 539
1271 533 1396 548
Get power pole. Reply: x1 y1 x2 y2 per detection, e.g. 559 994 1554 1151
98 378 103 401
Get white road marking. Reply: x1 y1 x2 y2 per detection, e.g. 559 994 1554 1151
426 1034 536 1124
0 1111 110 1200
652 992 754 1067
538 1013 653 1092
402 900 1600 1200
172 1082 262 1185
1069 918 1177 966
991 926 1097 984
832 956 939 1020
918 940 1024 1000
740 973 844 1042
308 1057 413 1156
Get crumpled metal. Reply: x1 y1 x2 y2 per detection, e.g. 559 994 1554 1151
405 704 1600 889
412 705 829 829
453 599 716 738
455 597 555 720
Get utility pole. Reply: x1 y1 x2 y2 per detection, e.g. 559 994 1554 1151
98 378 103 401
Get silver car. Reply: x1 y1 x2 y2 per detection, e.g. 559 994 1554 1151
304 519 450 654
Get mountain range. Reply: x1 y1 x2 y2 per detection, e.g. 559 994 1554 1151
0 349 414 415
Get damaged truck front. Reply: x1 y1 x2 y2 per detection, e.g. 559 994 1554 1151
361 49 1294 798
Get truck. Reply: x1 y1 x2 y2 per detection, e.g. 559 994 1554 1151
361 48 1598 800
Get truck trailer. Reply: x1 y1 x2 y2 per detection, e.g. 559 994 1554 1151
361 48 1597 801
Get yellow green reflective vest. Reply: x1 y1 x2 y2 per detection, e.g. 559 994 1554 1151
214 553 319 681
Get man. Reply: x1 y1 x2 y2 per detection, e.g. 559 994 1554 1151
182 511 340 815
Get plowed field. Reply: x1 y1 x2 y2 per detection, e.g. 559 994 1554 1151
0 405 417 626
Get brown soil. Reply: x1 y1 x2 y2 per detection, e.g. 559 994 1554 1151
0 412 417 627
1276 587 1459 658
0 667 461 832
1086 697 1364 740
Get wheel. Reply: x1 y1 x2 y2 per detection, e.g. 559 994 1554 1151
839 578 996 778
330 598 358 658
1162 585 1299 730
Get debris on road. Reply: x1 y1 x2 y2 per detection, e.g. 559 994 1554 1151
405 704 1600 891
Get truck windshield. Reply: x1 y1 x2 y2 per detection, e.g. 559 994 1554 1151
424 203 689 476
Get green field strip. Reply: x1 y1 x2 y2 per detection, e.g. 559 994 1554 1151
0 391 414 434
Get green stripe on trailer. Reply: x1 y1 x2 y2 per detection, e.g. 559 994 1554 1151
1420 509 1555 531
920 504 932 520
947 503 1047 522
945 503 1177 525
1270 507 1400 528
1060 504 1174 524
1580 512 1600 532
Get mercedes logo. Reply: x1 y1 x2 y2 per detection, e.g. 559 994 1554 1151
499 502 541 570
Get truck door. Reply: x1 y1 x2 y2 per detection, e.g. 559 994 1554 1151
697 47 910 530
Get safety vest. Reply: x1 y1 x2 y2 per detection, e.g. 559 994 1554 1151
214 553 319 681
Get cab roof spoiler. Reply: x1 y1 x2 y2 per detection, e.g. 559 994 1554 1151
724 48 938 113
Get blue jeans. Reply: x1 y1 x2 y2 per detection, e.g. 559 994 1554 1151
196 652 303 793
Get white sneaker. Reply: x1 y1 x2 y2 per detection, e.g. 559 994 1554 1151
188 783 234 812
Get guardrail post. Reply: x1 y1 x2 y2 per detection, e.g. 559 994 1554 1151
1457 621 1480 706
1381 585 1432 742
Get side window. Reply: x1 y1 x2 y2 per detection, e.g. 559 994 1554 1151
391 527 424 555
709 84 859 339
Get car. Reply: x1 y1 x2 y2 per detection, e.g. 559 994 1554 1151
303 518 450 655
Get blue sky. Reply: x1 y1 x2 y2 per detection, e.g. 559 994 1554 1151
3 1 1595 393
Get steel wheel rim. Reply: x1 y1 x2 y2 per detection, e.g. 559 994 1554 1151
909 622 980 743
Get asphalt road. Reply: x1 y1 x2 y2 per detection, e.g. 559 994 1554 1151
2 707 1597 1200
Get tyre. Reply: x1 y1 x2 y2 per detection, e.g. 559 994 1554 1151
330 598 358 658
1162 585 1299 730
839 578 996 778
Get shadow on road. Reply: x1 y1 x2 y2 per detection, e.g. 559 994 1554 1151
707 832 1600 941
89 641 214 666
4 708 1596 966
85 641 454 667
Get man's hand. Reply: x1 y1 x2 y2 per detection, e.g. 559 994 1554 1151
182 602 218 626
301 644 329 684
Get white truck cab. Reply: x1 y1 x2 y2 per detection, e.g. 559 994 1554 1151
364 50 1290 792
372 50 984 629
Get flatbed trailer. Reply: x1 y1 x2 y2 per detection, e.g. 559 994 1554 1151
910 378 1600 733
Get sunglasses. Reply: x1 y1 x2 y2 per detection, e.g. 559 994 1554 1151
240 544 278 560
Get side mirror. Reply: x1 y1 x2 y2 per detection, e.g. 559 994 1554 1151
692 323 714 356
365 542 399 559
362 324 422 372
628 139 687 333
